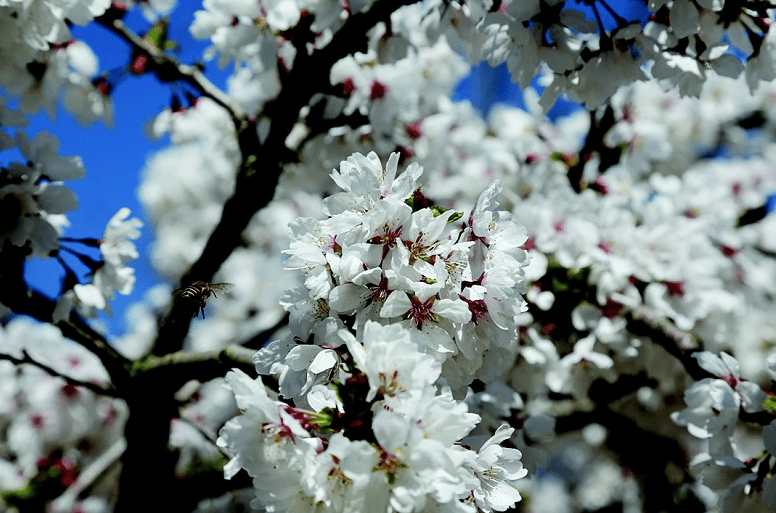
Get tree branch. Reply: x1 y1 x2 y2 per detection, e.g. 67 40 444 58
0 244 130 388
624 306 706 381
135 344 256 389
152 0 422 356
0 350 119 397
96 16 247 125
567 104 619 192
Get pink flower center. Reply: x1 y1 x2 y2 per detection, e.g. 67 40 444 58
370 81 388 100
408 295 438 329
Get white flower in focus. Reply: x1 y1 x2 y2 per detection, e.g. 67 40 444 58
467 181 528 261
301 433 378 512
694 351 766 413
284 215 365 300
217 369 313 480
94 208 142 298
325 152 423 216
380 289 470 337
340 321 442 401
467 425 527 512
370 403 470 511
279 286 346 342
285 344 341 396
392 207 460 284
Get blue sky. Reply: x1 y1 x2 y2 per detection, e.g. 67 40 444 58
21 0 223 334
18 0 650 336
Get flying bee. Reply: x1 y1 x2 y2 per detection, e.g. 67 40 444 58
174 281 235 319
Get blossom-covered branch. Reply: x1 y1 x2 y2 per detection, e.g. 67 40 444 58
4 0 776 511
0 350 119 397
152 0 422 356
0 280 130 386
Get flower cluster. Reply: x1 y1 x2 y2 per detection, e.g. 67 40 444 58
671 352 773 511
0 319 125 513
274 151 528 396
0 131 84 256
218 152 529 511
53 207 143 321
4 0 776 509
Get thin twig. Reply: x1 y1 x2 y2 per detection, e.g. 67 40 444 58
96 17 247 125
51 439 127 510
0 270 131 389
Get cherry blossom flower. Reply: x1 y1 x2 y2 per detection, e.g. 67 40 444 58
53 208 142 321
467 425 527 512
0 131 83 256
672 352 766 456
340 321 442 401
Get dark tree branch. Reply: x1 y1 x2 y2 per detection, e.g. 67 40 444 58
737 204 769 226
0 244 131 388
135 344 256 389
587 371 658 405
0 350 119 397
567 104 619 192
152 0 421 357
625 306 706 381
113 344 259 513
298 108 371 150
96 16 247 125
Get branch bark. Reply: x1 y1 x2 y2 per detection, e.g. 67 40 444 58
152 0 422 357
106 3 422 510
96 16 247 125
0 350 119 397
0 244 131 388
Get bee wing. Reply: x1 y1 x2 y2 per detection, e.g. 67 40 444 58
209 283 236 293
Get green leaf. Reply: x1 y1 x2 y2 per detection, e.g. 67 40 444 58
762 396 776 413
